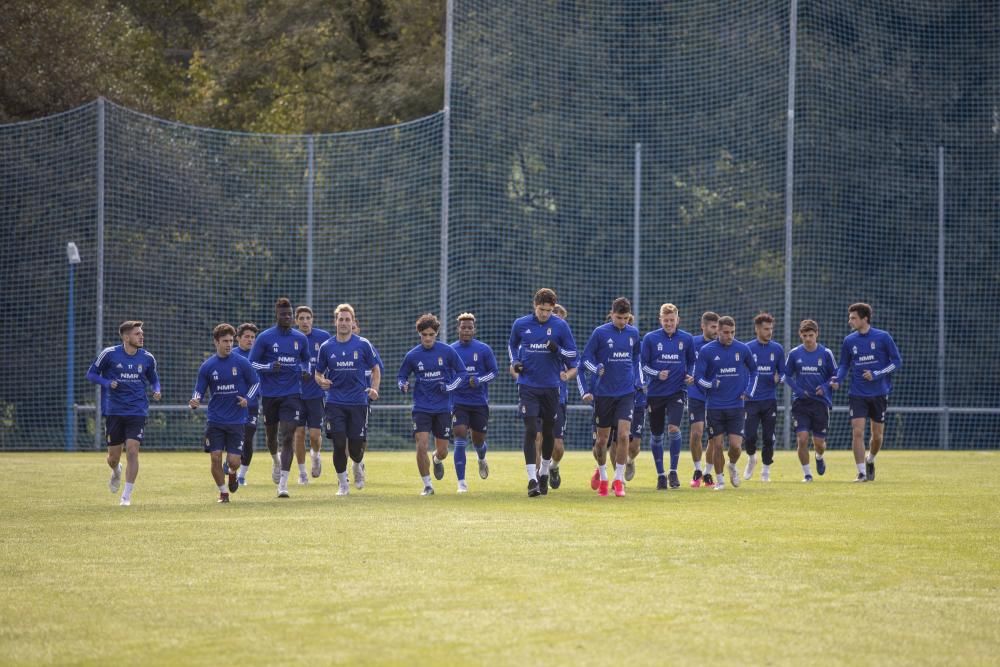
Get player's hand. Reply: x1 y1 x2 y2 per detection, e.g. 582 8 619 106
511 362 524 375
188 398 200 410
862 370 874 381
399 380 409 393
814 386 825 397
272 361 282 372
152 391 161 401
559 370 570 381
774 372 781 384
830 381 840 391
685 374 694 385
546 340 559 353
468 375 478 388
366 388 379 401
237 396 248 407
436 382 449 394
109 380 118 389
300 371 311 382
658 369 669 381
582 393 593 404
596 363 605 377
740 393 748 401
317 377 332 390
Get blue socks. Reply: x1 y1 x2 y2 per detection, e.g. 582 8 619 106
474 441 487 460
669 430 682 472
651 434 665 475
454 439 467 481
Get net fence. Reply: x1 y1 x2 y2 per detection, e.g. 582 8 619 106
0 0 996 451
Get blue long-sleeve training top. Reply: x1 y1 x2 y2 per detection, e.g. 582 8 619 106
316 334 382 406
580 322 642 398
192 352 259 425
397 341 465 413
233 346 259 409
451 339 498 407
836 327 902 398
694 339 758 409
784 344 838 408
248 326 311 398
300 327 332 400
685 335 716 402
641 328 696 397
745 339 786 402
508 314 578 389
87 345 161 417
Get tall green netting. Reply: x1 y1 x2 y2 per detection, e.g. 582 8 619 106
0 1 997 451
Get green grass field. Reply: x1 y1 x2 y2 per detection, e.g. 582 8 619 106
1 450 998 666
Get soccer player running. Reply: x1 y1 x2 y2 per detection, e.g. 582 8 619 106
352 316 382 488
294 306 331 484
398 313 465 496
232 323 259 486
580 297 642 497
249 297 311 499
743 313 786 482
315 304 381 496
450 313 498 493
509 288 578 497
694 315 757 491
86 320 161 506
189 324 260 502
833 303 902 482
784 319 837 482
686 311 720 487
641 303 696 490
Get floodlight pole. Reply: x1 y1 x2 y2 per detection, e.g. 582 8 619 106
66 242 81 451
633 142 642 330
782 0 798 449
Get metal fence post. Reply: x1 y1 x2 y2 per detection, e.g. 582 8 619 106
633 142 641 328
306 135 315 307
782 0 798 449
938 146 948 449
94 98 106 450
440 0 455 340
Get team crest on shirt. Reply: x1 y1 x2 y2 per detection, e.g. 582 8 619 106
657 343 663 351
294 341 299 350
818 358 824 366
212 371 219 380
547 328 552 336
678 342 684 350
770 353 775 361
735 353 740 361
871 342 876 350
354 351 358 359
607 338 614 347
852 346 858 354
272 344 279 353
137 364 143 372
417 362 424 370
232 366 238 376
315 343 320 351
438 357 443 366
474 353 479 361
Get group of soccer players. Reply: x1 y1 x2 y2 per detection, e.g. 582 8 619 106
87 289 901 504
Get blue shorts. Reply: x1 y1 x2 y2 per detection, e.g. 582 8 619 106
325 403 369 440
849 395 888 424
518 385 560 422
453 404 490 433
688 397 706 424
594 394 634 429
105 415 145 446
648 392 687 434
262 395 302 426
246 404 259 428
630 406 645 440
792 399 829 438
298 397 324 429
536 403 568 439
707 408 745 438
412 411 451 440
204 423 244 455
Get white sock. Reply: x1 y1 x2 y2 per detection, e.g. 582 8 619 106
614 463 625 481
526 464 537 481
598 464 608 481
718 472 725 483
540 458 551 475
815 453 824 460
626 456 634 465
218 484 226 493
298 463 306 475
749 454 757 462
551 462 559 470
857 462 866 474
311 450 320 459
432 453 440 464
866 453 875 463
705 463 714 476
694 461 703 472
802 464 812 476
762 464 771 473
279 470 289 486
238 464 249 477
421 475 431 487
271 452 278 463
337 472 348 484
122 482 134 498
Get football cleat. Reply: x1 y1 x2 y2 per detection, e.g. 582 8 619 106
743 457 757 480
109 463 122 494
353 461 366 490
760 469 771 483
538 474 549 495
612 479 625 497
222 460 230 475
656 474 668 491
119 496 131 506
668 470 680 489
549 465 561 489
432 455 445 481
803 474 813 483
714 479 725 491
625 459 636 482
701 473 714 488
311 453 322 478
218 492 230 503
854 472 867 483
298 471 309 485
336 482 350 496
276 487 290 498
590 468 601 491
866 458 875 482
421 485 435 496
237 475 247 487
478 457 489 480
727 463 741 488
271 459 281 485
816 457 827 476
598 480 609 497
527 479 541 497
690 470 703 488
457 480 468 493
228 471 239 493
